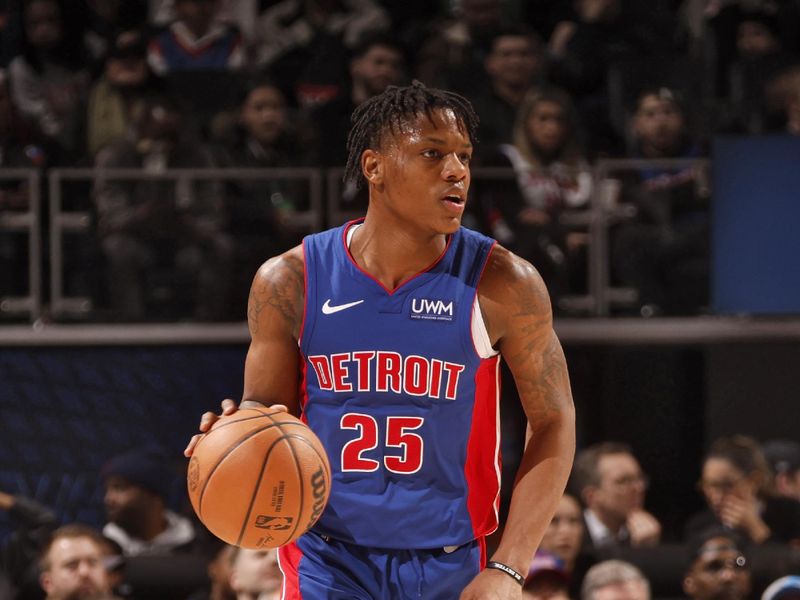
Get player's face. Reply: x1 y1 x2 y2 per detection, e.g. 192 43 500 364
40 537 111 600
540 494 584 565
370 108 472 236
594 453 647 518
683 538 750 600
241 85 286 146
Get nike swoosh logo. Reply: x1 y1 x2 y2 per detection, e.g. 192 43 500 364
322 299 365 315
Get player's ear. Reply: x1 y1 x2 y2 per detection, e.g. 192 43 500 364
361 149 383 185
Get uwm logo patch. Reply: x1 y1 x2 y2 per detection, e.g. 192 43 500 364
410 298 455 322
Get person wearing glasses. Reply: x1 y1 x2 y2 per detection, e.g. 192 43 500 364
687 435 800 545
682 527 751 600
571 442 662 549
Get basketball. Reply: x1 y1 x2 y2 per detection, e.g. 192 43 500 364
187 407 331 549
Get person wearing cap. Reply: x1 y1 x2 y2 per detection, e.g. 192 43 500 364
523 551 571 600
762 440 800 503
762 575 800 600
101 446 196 556
682 527 751 600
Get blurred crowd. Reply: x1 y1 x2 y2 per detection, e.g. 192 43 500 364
3 435 800 599
0 0 799 321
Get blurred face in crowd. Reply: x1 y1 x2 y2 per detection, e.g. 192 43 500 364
461 0 504 32
104 475 161 533
576 0 621 23
523 573 571 600
592 578 650 600
106 32 149 89
40 536 112 600
587 452 647 523
485 35 543 91
350 45 404 99
176 0 219 37
737 20 779 59
540 494 584 568
683 537 751 600
25 0 62 51
633 93 685 158
137 104 182 155
526 99 569 157
698 458 758 520
241 85 286 146
230 549 282 598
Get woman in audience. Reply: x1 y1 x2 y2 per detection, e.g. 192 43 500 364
687 435 800 545
479 86 592 311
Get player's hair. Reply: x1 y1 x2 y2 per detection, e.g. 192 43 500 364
343 80 479 188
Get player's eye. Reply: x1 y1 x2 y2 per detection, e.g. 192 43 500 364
422 149 441 159
459 154 472 164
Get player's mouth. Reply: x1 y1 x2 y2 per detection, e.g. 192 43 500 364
441 193 465 213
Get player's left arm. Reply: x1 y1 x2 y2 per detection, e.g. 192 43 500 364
461 245 576 599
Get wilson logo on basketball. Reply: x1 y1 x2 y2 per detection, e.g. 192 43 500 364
187 458 200 492
306 468 327 529
255 515 293 530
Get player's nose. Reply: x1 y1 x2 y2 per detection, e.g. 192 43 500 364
441 153 467 181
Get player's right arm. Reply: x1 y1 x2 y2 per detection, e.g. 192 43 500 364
185 246 305 457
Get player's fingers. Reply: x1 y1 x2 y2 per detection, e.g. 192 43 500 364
184 434 203 457
200 410 220 432
270 404 289 412
221 398 238 415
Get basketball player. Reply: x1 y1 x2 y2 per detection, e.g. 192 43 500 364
186 81 575 599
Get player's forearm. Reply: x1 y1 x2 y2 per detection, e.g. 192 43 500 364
490 410 575 575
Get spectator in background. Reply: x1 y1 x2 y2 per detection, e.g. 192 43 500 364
252 0 390 108
101 446 197 556
581 560 650 600
147 0 246 75
682 527 751 600
86 28 160 158
0 489 58 599
229 548 281 600
94 95 233 321
468 25 547 152
479 86 591 309
535 492 595 596
7 0 90 163
572 442 662 549
38 524 121 600
187 543 237 600
762 439 800 503
523 552 571 600
547 0 678 156
786 77 800 135
611 87 709 317
312 33 406 168
415 0 507 94
212 76 314 310
688 435 800 545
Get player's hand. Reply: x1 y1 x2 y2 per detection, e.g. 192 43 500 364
184 400 289 457
459 567 523 599
626 509 661 546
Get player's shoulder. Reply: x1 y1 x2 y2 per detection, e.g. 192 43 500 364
254 244 305 287
478 244 552 329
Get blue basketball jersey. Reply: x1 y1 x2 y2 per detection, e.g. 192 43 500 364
299 220 502 549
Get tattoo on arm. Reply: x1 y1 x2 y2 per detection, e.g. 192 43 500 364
247 253 304 338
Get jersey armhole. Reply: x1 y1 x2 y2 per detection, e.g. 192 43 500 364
472 296 498 359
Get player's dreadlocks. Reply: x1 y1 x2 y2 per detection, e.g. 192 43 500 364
343 80 480 188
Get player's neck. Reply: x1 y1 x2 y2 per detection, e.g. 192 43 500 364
350 215 448 290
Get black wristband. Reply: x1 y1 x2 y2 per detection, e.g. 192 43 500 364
486 561 525 586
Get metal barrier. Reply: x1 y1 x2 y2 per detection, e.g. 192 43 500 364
0 169 41 321
48 168 323 319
